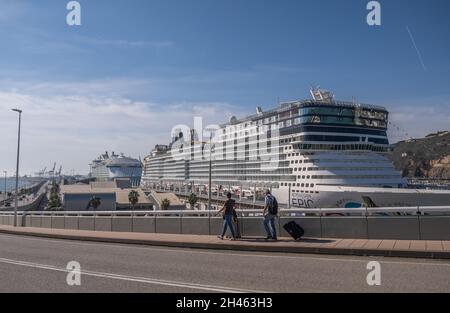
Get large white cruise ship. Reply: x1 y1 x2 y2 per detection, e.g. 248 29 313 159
90 152 142 187
141 89 450 208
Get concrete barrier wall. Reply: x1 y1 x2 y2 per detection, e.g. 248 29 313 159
112 217 133 232
1 214 450 241
95 217 112 232
78 217 95 231
31 216 42 228
155 217 181 234
367 217 420 240
133 217 155 233
322 217 367 239
52 216 65 229
41 216 52 229
65 216 78 230
0 215 13 226
182 217 210 235
419 216 450 240
242 217 268 237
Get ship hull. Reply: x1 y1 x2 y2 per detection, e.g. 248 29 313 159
273 186 450 208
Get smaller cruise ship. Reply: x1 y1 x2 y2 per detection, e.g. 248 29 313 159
90 152 142 187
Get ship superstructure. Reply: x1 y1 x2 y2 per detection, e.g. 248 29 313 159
141 89 450 208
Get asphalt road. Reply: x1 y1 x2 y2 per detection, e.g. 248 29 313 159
0 233 449 293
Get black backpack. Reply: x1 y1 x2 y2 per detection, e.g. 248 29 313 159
268 196 278 215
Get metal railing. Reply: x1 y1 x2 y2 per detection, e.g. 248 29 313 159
1 206 450 218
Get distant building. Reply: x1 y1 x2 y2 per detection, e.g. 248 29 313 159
60 179 152 211
90 151 142 187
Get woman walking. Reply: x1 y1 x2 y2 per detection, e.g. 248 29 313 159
217 192 237 240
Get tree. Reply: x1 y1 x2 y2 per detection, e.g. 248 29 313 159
161 198 170 210
46 180 62 211
188 193 198 210
89 196 101 211
128 190 140 210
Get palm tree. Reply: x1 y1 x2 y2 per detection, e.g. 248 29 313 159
161 198 170 210
89 196 101 211
188 193 198 210
128 190 140 210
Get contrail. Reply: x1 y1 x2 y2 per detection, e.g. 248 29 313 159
406 25 427 72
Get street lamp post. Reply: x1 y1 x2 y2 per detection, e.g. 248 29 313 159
193 129 216 234
208 133 212 219
12 109 22 227
3 171 6 204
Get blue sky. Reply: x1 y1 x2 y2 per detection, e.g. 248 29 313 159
1 0 449 174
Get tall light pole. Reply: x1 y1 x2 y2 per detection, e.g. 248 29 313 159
208 133 212 214
12 109 22 227
193 128 216 235
207 132 214 235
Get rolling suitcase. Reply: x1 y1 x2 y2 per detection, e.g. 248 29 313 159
283 221 305 240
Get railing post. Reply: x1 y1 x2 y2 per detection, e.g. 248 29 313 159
319 207 323 238
365 206 369 240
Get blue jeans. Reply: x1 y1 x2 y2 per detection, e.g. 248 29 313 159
264 214 277 239
221 214 236 238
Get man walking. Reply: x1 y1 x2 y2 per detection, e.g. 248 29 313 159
263 190 278 240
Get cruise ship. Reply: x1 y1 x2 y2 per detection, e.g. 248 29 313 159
90 152 142 187
141 89 450 208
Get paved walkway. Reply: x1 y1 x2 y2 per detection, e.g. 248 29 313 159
0 225 449 260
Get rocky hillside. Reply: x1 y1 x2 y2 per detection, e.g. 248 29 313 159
390 131 450 179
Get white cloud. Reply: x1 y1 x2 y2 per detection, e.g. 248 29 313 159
0 80 244 175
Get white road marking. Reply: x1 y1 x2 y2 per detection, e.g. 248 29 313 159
0 232 449 267
0 257 267 293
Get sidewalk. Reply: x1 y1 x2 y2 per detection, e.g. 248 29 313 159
1 225 449 260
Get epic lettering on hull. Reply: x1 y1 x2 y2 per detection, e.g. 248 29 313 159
292 194 315 208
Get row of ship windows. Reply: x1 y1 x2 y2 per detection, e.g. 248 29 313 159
309 175 400 179
281 182 315 188
285 155 387 163
280 125 387 137
222 111 387 136
296 135 389 145
293 190 320 194
293 167 392 172
223 106 386 130
294 143 389 152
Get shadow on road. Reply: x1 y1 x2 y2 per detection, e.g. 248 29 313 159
230 237 336 244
